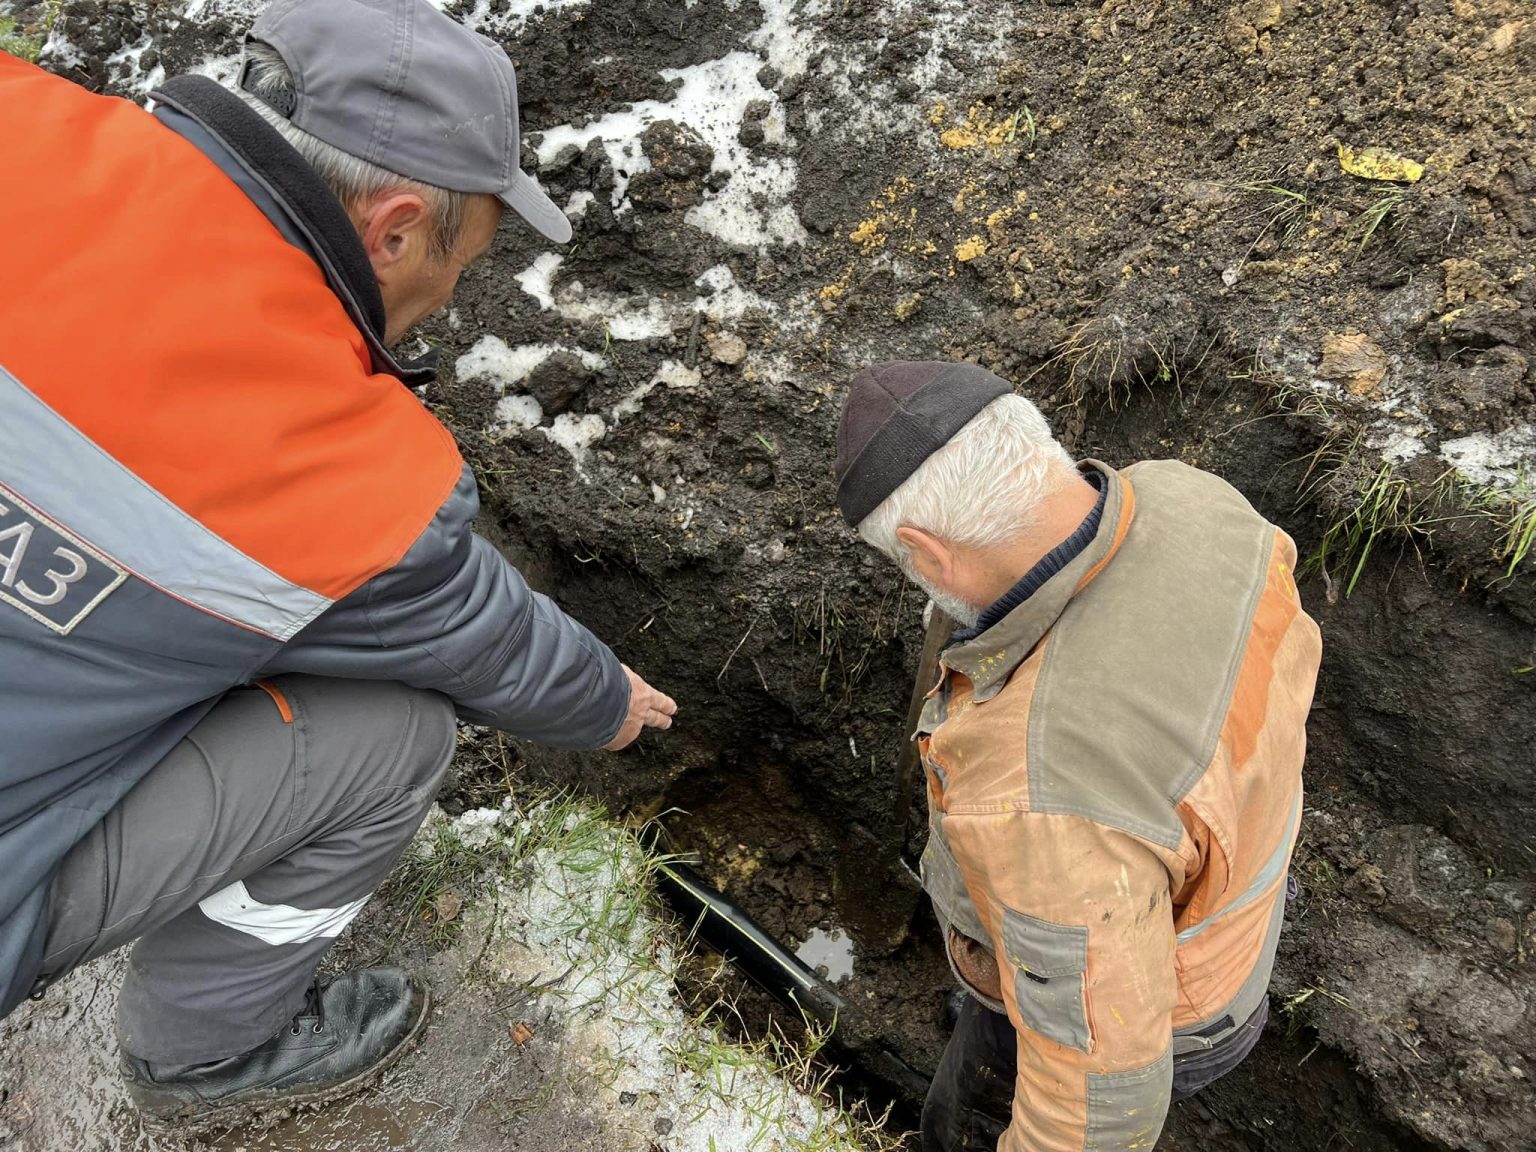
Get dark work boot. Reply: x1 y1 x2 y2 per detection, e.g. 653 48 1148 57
120 967 430 1127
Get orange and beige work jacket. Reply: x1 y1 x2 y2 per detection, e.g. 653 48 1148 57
917 459 1322 1152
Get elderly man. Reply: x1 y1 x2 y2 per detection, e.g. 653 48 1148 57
0 0 674 1125
836 361 1322 1151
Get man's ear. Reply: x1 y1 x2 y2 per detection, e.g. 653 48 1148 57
895 525 955 585
357 192 431 285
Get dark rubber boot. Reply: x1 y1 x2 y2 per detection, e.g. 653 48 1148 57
121 967 430 1128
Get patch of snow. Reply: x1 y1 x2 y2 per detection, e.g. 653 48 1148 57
555 281 673 341
104 33 164 96
1439 425 1536 487
612 359 702 424
183 0 267 20
541 413 608 463
456 336 596 392
750 0 818 80
564 190 596 221
423 0 589 33
1373 428 1428 465
456 337 609 445
515 252 563 310
452 806 505 850
36 24 85 71
693 263 775 323
495 394 545 430
535 51 805 249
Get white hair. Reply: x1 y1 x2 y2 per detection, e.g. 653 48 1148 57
857 393 1078 566
235 41 467 261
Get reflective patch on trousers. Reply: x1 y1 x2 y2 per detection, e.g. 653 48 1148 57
198 880 369 946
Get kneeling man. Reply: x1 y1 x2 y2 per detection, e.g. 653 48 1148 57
835 361 1322 1151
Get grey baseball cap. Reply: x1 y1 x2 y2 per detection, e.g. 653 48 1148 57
241 0 571 243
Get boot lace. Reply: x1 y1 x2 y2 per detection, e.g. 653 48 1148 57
289 980 327 1036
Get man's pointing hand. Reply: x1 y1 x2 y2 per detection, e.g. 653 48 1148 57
603 665 677 751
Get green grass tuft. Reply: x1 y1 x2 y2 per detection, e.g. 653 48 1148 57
0 16 45 60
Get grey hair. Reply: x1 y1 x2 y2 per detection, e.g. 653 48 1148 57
236 41 468 261
858 394 1078 564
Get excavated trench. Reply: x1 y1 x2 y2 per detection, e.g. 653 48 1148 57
479 359 1534 1152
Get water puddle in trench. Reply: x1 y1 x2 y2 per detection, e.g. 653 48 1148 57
794 925 856 984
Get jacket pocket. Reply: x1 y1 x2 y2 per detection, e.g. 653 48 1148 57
1000 905 1092 1054
921 821 990 945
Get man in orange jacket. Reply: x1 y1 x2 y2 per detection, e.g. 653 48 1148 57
0 0 673 1126
835 361 1322 1151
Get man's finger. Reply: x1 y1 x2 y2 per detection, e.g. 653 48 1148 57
644 710 673 730
649 690 678 716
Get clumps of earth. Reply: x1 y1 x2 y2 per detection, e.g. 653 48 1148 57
4 0 1535 1149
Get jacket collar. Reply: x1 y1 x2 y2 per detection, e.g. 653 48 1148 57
149 75 438 387
940 460 1136 702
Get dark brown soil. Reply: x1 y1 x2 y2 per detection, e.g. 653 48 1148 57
15 0 1536 1147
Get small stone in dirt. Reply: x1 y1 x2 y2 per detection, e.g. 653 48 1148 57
1319 332 1389 395
524 352 594 415
706 332 748 366
654 1117 674 1136
510 1021 534 1045
1487 917 1519 953
1487 21 1523 55
540 143 581 175
639 120 714 179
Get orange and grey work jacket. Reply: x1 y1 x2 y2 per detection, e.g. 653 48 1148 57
918 459 1322 1151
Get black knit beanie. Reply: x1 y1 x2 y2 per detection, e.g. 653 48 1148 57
835 360 1011 526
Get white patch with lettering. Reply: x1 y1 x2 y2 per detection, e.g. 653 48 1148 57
0 483 127 635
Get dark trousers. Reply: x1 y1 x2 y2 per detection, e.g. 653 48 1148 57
922 995 1270 1152
37 676 455 1065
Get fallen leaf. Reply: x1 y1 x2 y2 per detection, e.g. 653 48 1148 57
1338 143 1424 183
511 1022 535 1045
433 890 463 923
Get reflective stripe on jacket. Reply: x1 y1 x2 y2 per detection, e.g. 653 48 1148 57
917 460 1322 1152
0 55 629 1015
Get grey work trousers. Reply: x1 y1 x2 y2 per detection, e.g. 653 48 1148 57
37 675 455 1065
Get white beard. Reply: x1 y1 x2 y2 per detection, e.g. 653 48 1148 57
905 567 983 629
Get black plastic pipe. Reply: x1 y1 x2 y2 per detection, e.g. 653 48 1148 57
652 855 931 1101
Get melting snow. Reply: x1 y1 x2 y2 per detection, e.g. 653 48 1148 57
455 335 601 392
555 281 674 341
540 413 607 462
693 263 775 322
612 359 702 424
515 252 563 311
496 394 544 430
440 803 868 1152
1439 425 1536 487
534 51 805 249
